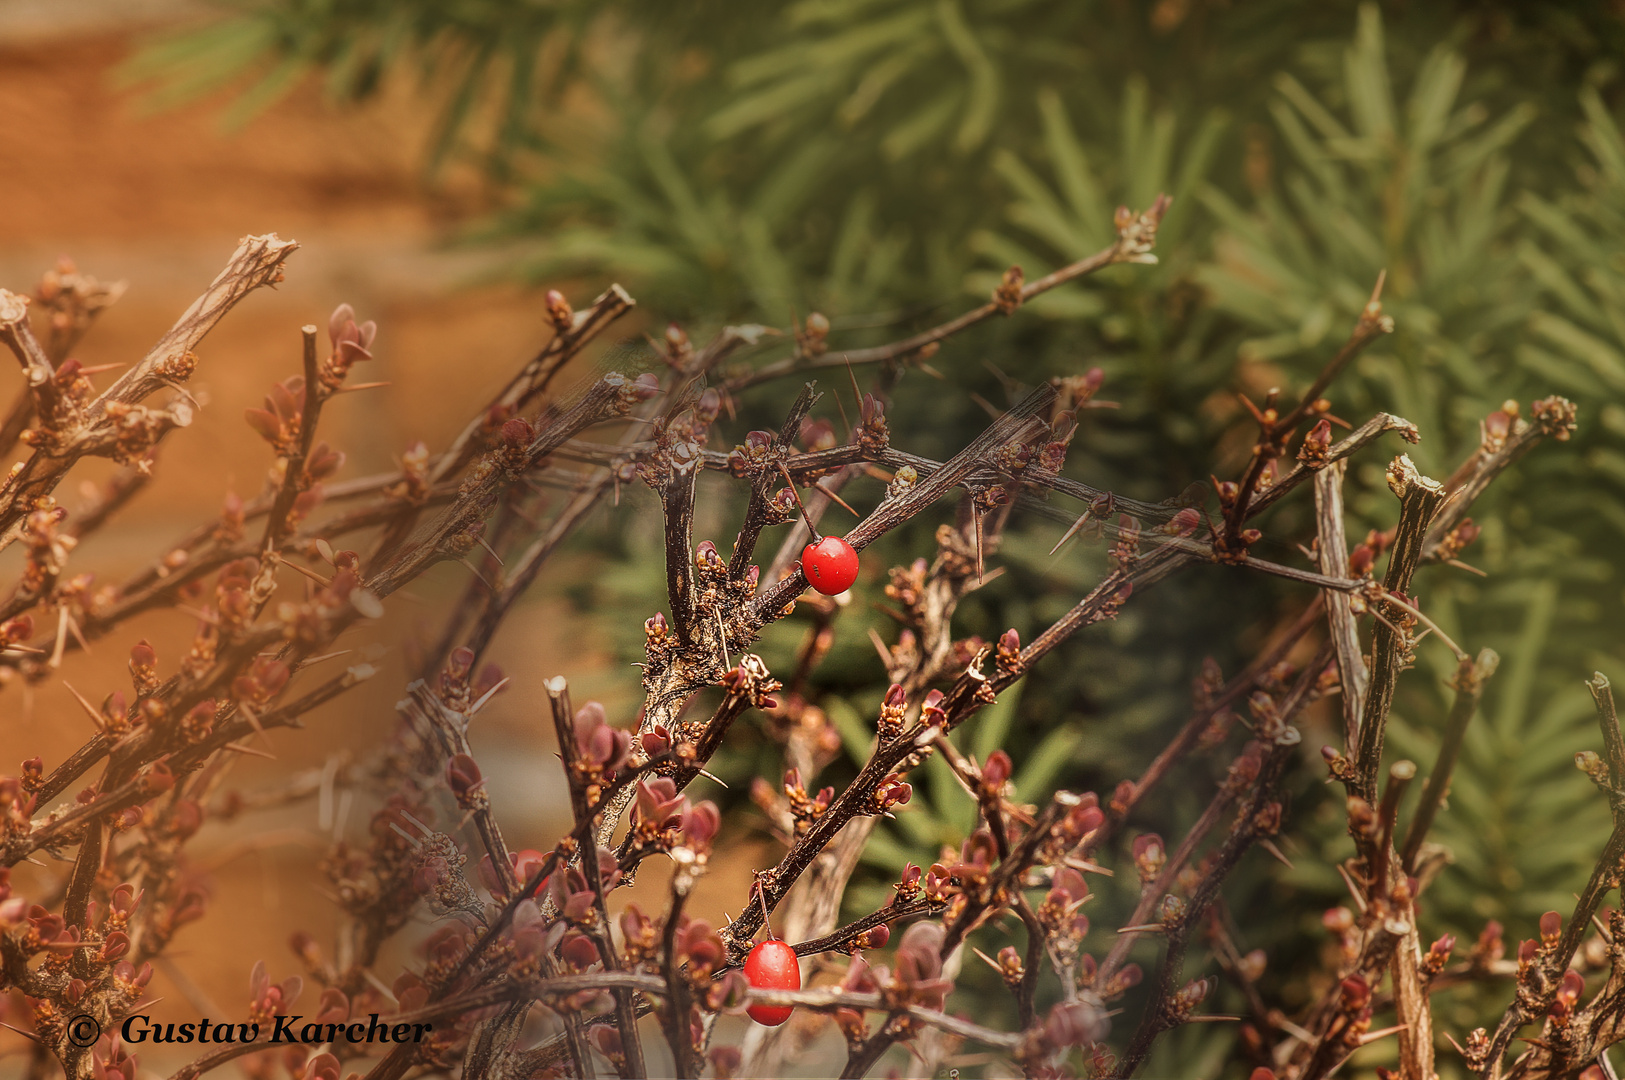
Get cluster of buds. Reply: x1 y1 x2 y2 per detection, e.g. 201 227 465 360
1413 932 1454 987
34 257 125 355
492 416 537 474
854 392 889 454
919 689 948 729
1 772 38 841
1111 514 1140 570
409 831 481 918
719 655 782 713
244 376 307 456
1132 833 1166 886
247 960 303 1025
435 646 504 714
1320 745 1358 784
445 754 486 811
1547 967 1586 1026
978 750 1012 802
993 265 1025 315
319 303 375 390
871 775 913 814
1347 526 1392 578
884 558 930 623
20 499 72 595
892 861 956 910
1329 973 1374 1051
637 387 718 489
92 398 191 465
384 439 433 505
1530 394 1577 440
1166 976 1214 1022
1036 865 1092 980
1157 503 1209 539
544 847 623 927
1434 517 1481 562
1051 367 1107 413
782 768 834 835
876 683 908 744
570 701 630 807
795 311 830 357
1041 793 1105 861
883 464 919 503
1297 417 1334 467
1113 194 1171 262
725 429 786 480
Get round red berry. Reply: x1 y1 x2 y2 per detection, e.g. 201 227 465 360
800 536 860 595
743 939 800 1026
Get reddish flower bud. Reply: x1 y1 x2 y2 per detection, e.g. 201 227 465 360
141 761 174 796
500 417 535 448
544 290 573 331
982 750 1012 789
447 754 484 800
1339 974 1371 1011
1132 833 1165 882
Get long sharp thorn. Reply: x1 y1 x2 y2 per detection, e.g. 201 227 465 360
60 681 106 731
968 392 1003 421
776 462 818 542
459 559 496 592
974 510 985 583
715 607 731 671
476 535 505 566
812 480 859 517
237 702 274 751
1050 511 1091 556
468 677 511 717
277 554 333 587
1378 590 1467 661
222 741 277 761
1259 839 1294 869
698 768 728 788
1335 862 1368 913
50 606 68 668
867 627 892 667
1358 1023 1407 1046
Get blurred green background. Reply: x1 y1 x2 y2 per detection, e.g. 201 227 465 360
131 1 1625 1074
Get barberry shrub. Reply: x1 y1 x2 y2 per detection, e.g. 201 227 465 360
0 193 1609 1080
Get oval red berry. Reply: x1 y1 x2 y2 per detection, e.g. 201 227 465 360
800 536 860 595
743 939 800 1026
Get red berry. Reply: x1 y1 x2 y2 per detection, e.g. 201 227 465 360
743 939 800 1026
800 536 860 595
